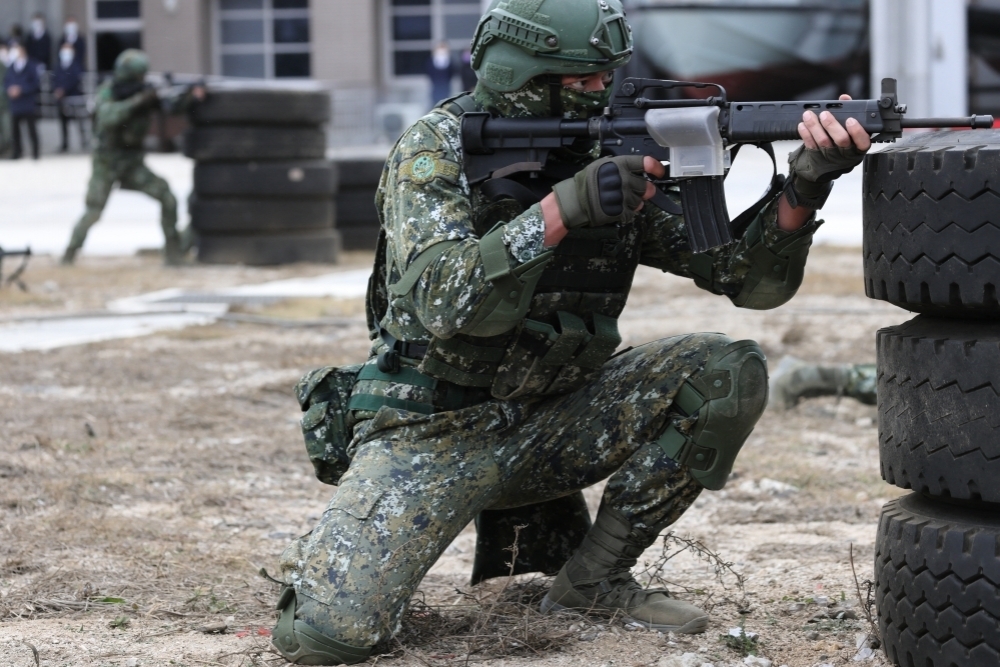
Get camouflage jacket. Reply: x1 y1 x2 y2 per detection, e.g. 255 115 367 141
92 80 154 152
372 106 820 347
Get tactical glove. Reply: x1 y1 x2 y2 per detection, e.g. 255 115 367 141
784 144 865 209
552 155 649 228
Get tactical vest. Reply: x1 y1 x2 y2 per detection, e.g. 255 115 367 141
361 95 644 409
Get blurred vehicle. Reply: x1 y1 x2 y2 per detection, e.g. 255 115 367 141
624 0 869 100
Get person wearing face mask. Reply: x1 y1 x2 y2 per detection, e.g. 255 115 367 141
25 13 51 71
269 1 871 663
0 44 12 158
426 41 454 109
59 17 85 69
52 42 86 152
3 43 41 160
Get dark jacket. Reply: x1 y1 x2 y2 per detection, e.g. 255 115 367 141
52 60 83 97
59 33 86 68
25 31 51 70
4 60 41 116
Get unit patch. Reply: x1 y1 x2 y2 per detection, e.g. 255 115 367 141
400 151 461 185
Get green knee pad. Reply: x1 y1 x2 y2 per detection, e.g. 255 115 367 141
657 340 768 490
272 587 373 665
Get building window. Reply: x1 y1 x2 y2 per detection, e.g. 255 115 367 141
216 0 311 78
383 0 482 80
90 1 143 73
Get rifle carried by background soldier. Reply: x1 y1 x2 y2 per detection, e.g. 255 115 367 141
462 77 994 253
0 245 31 291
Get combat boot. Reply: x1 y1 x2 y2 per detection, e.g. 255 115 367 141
540 506 709 633
163 235 187 266
60 246 78 266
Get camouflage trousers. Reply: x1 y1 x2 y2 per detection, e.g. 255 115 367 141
280 332 743 648
66 150 179 254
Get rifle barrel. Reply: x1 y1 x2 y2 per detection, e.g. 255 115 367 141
901 115 995 129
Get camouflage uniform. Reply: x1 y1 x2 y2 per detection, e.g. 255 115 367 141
62 50 186 264
275 73 823 658
769 357 877 409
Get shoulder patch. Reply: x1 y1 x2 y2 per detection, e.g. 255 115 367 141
399 151 461 185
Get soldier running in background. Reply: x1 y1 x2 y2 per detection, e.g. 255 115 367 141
61 49 204 265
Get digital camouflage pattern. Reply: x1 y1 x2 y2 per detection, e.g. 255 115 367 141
278 78 824 656
281 334 730 648
371 84 820 351
63 64 192 264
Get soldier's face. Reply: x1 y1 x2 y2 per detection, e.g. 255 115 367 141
561 71 614 93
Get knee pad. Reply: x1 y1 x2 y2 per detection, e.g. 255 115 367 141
272 587 373 665
657 340 768 490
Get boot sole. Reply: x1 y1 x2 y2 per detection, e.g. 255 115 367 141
539 593 709 634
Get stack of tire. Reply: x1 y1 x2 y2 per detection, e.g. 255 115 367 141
332 158 385 251
864 130 1000 666
184 86 340 264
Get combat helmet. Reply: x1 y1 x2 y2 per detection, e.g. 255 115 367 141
113 49 149 82
471 0 633 92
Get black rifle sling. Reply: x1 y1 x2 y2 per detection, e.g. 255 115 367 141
728 142 786 240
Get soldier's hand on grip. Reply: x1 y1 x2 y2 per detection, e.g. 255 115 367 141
552 155 651 228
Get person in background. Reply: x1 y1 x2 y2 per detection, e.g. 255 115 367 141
25 13 51 70
426 41 453 109
0 43 11 158
3 43 41 160
53 42 86 152
9 25 24 47
60 16 85 68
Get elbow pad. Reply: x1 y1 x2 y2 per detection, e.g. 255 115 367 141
462 224 553 337
731 216 814 310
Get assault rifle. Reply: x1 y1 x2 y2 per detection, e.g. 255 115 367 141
112 72 206 113
0 245 31 291
461 77 995 253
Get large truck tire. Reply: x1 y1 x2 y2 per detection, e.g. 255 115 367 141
184 126 327 161
197 230 341 266
189 197 333 234
335 188 380 227
875 493 1000 667
333 159 385 189
192 88 330 125
194 160 338 198
877 316 1000 502
863 130 1000 319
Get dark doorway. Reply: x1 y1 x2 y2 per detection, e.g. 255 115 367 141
95 31 142 73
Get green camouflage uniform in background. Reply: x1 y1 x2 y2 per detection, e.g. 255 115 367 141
769 357 877 409
276 72 823 655
62 50 186 265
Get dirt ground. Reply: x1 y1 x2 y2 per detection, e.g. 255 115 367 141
0 246 905 667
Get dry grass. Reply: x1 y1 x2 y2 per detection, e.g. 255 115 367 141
0 247 894 666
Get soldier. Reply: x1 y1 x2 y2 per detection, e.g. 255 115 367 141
61 50 204 265
271 1 871 663
769 357 877 409
0 43 11 158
